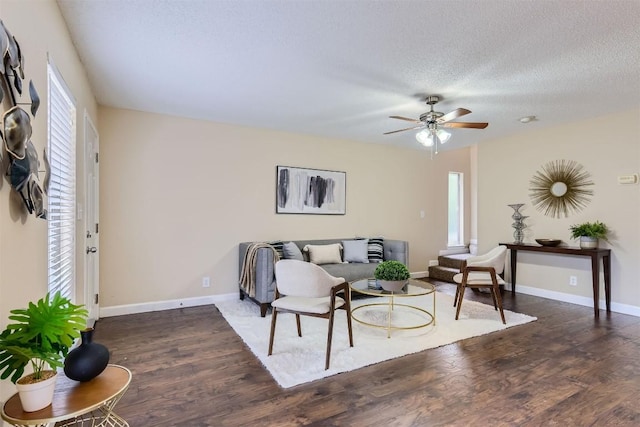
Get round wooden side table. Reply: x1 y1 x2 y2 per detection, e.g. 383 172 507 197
1 364 131 427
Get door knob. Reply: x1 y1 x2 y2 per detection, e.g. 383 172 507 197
86 247 97 254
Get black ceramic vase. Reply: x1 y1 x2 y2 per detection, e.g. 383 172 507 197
64 327 110 382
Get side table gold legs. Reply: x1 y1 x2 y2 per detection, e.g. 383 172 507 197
56 388 129 427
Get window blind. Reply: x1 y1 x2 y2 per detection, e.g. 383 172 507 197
47 63 76 300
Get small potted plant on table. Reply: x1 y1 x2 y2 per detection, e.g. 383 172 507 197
569 221 610 249
374 260 411 292
0 292 87 411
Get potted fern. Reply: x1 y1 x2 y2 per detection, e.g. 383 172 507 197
569 221 609 249
0 292 87 411
374 260 410 292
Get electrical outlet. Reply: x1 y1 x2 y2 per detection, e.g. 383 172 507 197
569 276 578 286
202 276 211 288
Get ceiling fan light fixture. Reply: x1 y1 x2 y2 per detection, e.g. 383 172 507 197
437 129 451 143
416 129 433 146
389 95 488 156
416 128 450 147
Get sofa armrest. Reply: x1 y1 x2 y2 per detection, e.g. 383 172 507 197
239 243 277 304
383 239 409 265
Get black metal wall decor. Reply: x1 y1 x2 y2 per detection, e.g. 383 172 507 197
528 159 594 218
0 19 47 219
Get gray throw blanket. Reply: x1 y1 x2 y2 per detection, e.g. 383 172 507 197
239 243 280 298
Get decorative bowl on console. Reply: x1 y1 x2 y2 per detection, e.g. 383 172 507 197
535 239 561 247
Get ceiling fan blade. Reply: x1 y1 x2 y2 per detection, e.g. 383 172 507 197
389 115 422 124
441 122 489 129
437 108 471 123
383 125 424 135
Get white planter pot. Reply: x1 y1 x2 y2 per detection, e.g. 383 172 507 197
16 371 57 412
579 236 598 249
378 280 407 292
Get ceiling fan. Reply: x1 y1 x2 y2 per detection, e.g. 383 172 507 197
384 95 488 153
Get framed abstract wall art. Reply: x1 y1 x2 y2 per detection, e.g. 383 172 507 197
276 166 346 215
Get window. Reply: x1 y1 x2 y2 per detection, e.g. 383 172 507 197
448 172 464 247
47 62 77 300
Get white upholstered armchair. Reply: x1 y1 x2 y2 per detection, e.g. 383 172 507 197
453 246 508 324
268 259 354 370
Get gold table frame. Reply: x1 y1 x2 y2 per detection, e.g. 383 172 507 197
350 278 436 338
1 365 131 427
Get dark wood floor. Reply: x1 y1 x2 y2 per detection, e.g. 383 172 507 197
94 281 640 426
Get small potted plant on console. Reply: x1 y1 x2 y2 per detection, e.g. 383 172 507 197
0 292 87 412
569 220 610 249
374 260 410 292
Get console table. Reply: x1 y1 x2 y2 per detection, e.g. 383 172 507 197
1 364 131 427
500 242 611 317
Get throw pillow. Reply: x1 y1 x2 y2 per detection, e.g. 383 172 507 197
368 237 384 263
303 243 343 265
342 239 369 263
282 242 304 261
269 241 285 259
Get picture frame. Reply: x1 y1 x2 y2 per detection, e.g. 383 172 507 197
276 166 346 215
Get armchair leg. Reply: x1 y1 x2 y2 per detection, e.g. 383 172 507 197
454 283 462 307
455 285 466 320
492 285 506 324
296 314 302 337
268 308 278 356
490 288 499 310
344 292 354 348
489 272 506 324
326 309 335 370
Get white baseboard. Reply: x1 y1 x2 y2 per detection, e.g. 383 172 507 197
99 293 237 318
411 271 428 279
504 283 640 317
99 285 640 319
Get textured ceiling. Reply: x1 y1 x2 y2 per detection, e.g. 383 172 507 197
56 0 640 151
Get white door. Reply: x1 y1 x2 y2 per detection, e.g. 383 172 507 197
84 112 100 322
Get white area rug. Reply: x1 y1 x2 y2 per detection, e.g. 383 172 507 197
216 290 536 388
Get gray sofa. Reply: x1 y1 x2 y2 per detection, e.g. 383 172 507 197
238 238 409 316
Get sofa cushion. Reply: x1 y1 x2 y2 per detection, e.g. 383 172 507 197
342 239 369 263
368 237 384 263
303 243 343 265
283 241 304 261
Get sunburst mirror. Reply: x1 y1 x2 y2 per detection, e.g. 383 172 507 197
529 159 594 218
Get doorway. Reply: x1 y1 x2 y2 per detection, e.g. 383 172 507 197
84 112 100 322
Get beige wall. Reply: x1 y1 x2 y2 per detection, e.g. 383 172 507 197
98 106 470 307
2 0 636 413
0 0 98 405
477 109 640 311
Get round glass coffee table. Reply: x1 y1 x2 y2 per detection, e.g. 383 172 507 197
350 278 436 338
